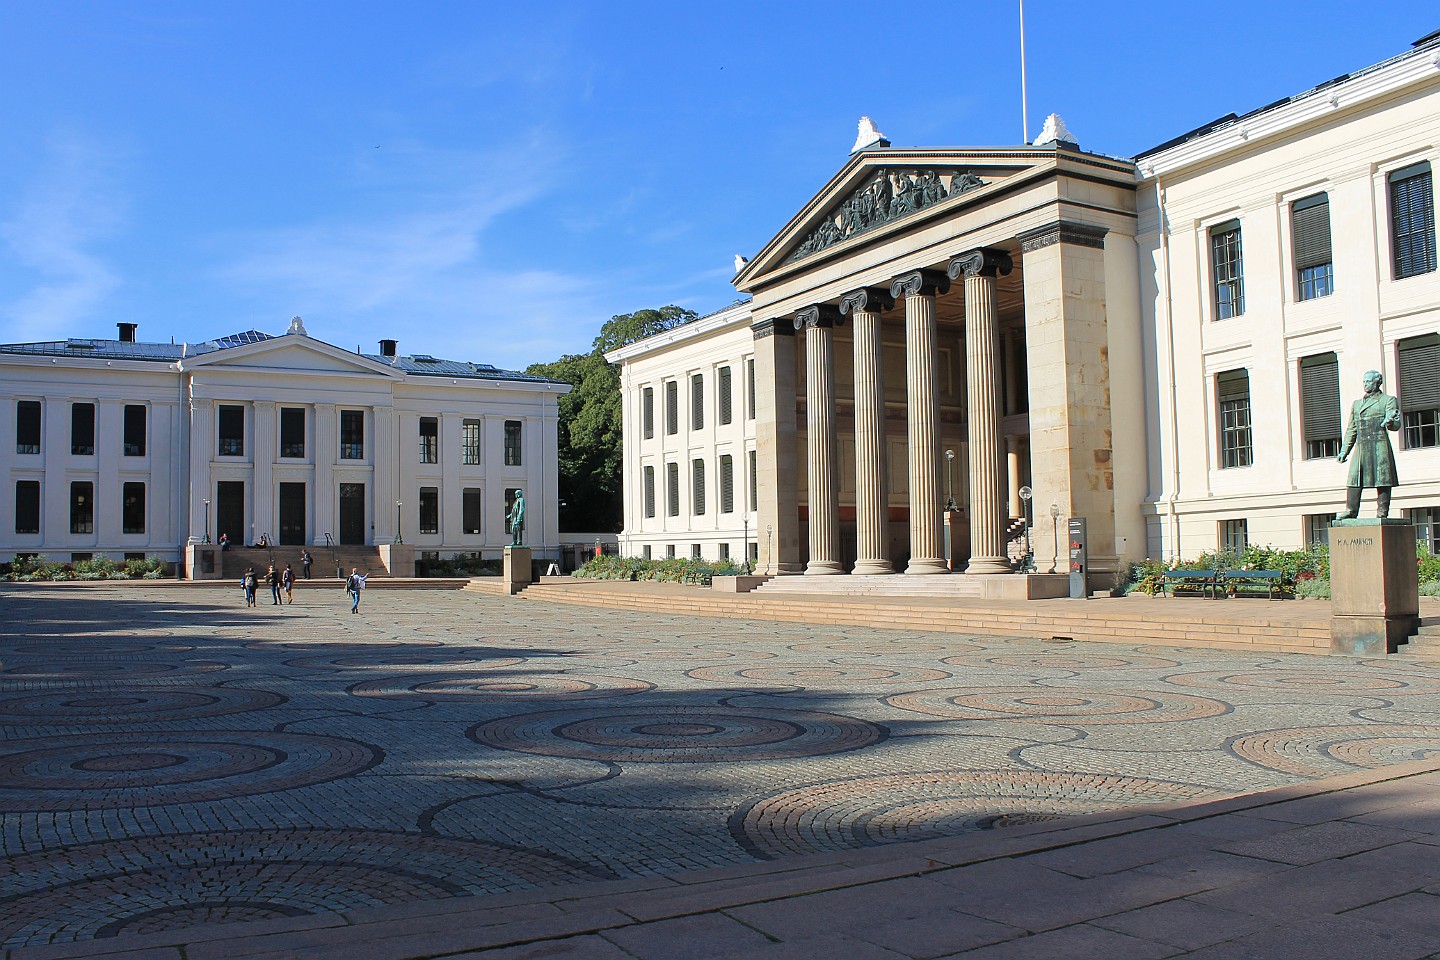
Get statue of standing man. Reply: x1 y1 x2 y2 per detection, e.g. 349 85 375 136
1337 370 1401 519
507 489 526 546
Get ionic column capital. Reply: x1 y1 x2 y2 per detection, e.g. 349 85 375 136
890 269 950 300
948 248 1014 281
838 287 895 316
793 303 844 331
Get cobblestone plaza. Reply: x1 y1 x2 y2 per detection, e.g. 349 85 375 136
2 584 1439 951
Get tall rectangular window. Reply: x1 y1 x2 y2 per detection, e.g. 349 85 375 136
70 481 93 534
642 387 654 440
718 366 733 424
14 480 39 534
503 420 522 465
665 381 678 435
1299 353 1341 459
462 487 482 534
691 543 702 560
16 400 40 455
418 487 438 534
720 454 734 513
643 466 656 518
1399 334 1440 449
747 358 756 420
462 420 481 464
280 407 305 458
419 417 439 464
749 449 757 511
691 374 704 430
666 462 679 517
71 402 95 456
1210 220 1245 319
1221 518 1248 554
122 482 145 534
123 404 146 456
218 405 244 456
1390 162 1436 280
340 410 364 459
1411 507 1440 555
1305 513 1335 549
692 458 706 515
643 545 652 560
1217 369 1252 468
1292 193 1333 300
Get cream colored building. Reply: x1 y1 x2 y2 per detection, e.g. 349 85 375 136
612 30 1440 584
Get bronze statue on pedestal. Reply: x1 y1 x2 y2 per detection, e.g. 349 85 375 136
1337 370 1401 519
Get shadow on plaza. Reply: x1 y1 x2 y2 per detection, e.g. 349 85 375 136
0 588 262 631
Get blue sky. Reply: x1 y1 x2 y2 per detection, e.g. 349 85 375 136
0 2 1434 370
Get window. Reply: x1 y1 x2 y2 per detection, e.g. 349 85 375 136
691 374 704 430
122 482 145 534
16 400 40 455
123 405 146 456
70 481 93 534
504 420 522 466
463 488 482 534
1217 369 1252 468
1299 353 1341 459
749 542 759 564
418 487 438 534
720 542 730 560
218 405 244 457
747 358 756 420
692 458 706 515
718 366 733 425
749 449 758 511
419 418 438 464
1305 513 1335 549
280 408 305 458
462 420 481 464
14 481 39 534
720 455 734 513
1400 334 1440 449
1390 162 1436 280
666 462 679 517
643 466 655 518
665 381 678 435
666 544 676 559
1411 507 1440 555
691 543 702 559
504 488 521 534
1221 518 1248 554
1292 193 1333 300
642 545 652 560
1210 220 1244 319
642 387 654 440
71 402 95 456
340 410 364 459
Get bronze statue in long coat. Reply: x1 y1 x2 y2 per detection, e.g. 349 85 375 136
1337 370 1400 518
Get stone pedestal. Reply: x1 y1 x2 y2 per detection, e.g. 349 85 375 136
1329 520 1419 655
503 546 533 596
185 543 221 580
378 544 415 578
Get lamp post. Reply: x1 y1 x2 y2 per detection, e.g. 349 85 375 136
766 524 772 576
1049 502 1061 573
743 516 750 574
202 498 211 544
944 449 957 512
1018 485 1033 571
395 500 403 544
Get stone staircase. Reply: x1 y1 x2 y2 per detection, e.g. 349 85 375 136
220 545 388 581
750 571 1069 601
1397 617 1440 658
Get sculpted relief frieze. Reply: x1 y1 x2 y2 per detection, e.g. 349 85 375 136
787 168 987 263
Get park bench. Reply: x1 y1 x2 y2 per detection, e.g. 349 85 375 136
1161 570 1218 598
1218 569 1286 599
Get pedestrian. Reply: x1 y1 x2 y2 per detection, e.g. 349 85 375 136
282 564 294 604
301 550 312 580
345 567 367 614
219 533 230 551
268 564 282 605
241 567 258 607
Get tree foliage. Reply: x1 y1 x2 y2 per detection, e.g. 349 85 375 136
527 305 698 533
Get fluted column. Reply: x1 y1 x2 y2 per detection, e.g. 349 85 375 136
840 287 896 575
1007 436 1023 518
796 304 843 574
949 249 1013 574
891 269 950 574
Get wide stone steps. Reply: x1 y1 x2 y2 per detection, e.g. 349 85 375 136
1397 618 1440 657
220 546 387 581
753 575 997 597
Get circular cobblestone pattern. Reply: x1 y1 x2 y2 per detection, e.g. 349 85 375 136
942 653 1181 670
687 663 951 685
284 651 526 672
1 659 228 681
350 673 653 702
470 705 885 762
0 732 380 810
8 640 196 657
1228 723 1440 777
0 687 285 725
1166 669 1440 696
734 769 1217 859
887 686 1230 724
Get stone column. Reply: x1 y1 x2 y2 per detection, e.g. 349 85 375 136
891 269 950 574
751 316 802 575
950 249 1013 575
1007 436 1023 518
796 305 844 574
840 287 896 575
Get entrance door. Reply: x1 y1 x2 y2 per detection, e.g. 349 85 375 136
278 483 306 545
339 483 365 544
216 482 245 546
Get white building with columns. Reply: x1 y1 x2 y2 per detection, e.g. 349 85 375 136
0 319 568 567
610 29 1440 586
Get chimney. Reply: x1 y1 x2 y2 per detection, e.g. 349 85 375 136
379 339 398 358
117 322 138 343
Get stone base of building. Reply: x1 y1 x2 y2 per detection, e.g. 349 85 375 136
1329 519 1419 655
185 543 222 580
965 572 1070 600
503 546 533 596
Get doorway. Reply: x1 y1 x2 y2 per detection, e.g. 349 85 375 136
216 482 244 546
339 483 365 544
278 483 306 545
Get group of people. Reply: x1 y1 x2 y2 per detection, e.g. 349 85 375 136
238 558 369 614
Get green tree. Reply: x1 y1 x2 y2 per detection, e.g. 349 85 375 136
527 305 698 532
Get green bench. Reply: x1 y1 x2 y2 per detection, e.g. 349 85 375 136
1161 570 1218 598
1218 569 1285 599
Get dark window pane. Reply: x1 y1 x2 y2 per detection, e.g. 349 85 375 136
1210 221 1244 319
218 405 245 457
15 480 40 534
462 420 481 464
720 455 734 513
691 374 704 430
70 481 93 534
122 482 145 534
280 408 305 458
1391 163 1436 280
718 367 733 425
692 458 705 515
504 420 522 466
1300 353 1341 459
419 417 438 464
123 405 146 456
340 410 364 459
16 400 40 454
643 466 655 518
462 487 482 534
418 487 438 534
643 388 654 439
71 403 95 456
665 381 678 435
1217 369 1252 468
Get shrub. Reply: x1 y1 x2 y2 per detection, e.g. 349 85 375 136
572 555 744 586
1295 577 1331 599
1124 544 1327 595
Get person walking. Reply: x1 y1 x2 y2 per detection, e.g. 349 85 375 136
301 550 312 580
241 567 258 607
282 564 295 604
345 567 367 614
267 564 282 605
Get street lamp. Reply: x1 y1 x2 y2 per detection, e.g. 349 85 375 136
395 500 403 544
943 449 957 512
202 498 211 544
1049 502 1061 573
743 516 750 574
1018 485 1033 571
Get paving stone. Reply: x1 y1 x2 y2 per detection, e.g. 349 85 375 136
599 913 773 959
1175 913 1438 960
932 922 1181 959
450 935 633 959
1343 892 1440 939
1216 820 1420 865
1092 898 1272 950
847 908 1024 958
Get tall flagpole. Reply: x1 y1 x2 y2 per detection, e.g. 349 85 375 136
1019 0 1029 144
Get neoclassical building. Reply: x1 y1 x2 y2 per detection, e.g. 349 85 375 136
611 30 1440 585
1 320 568 567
